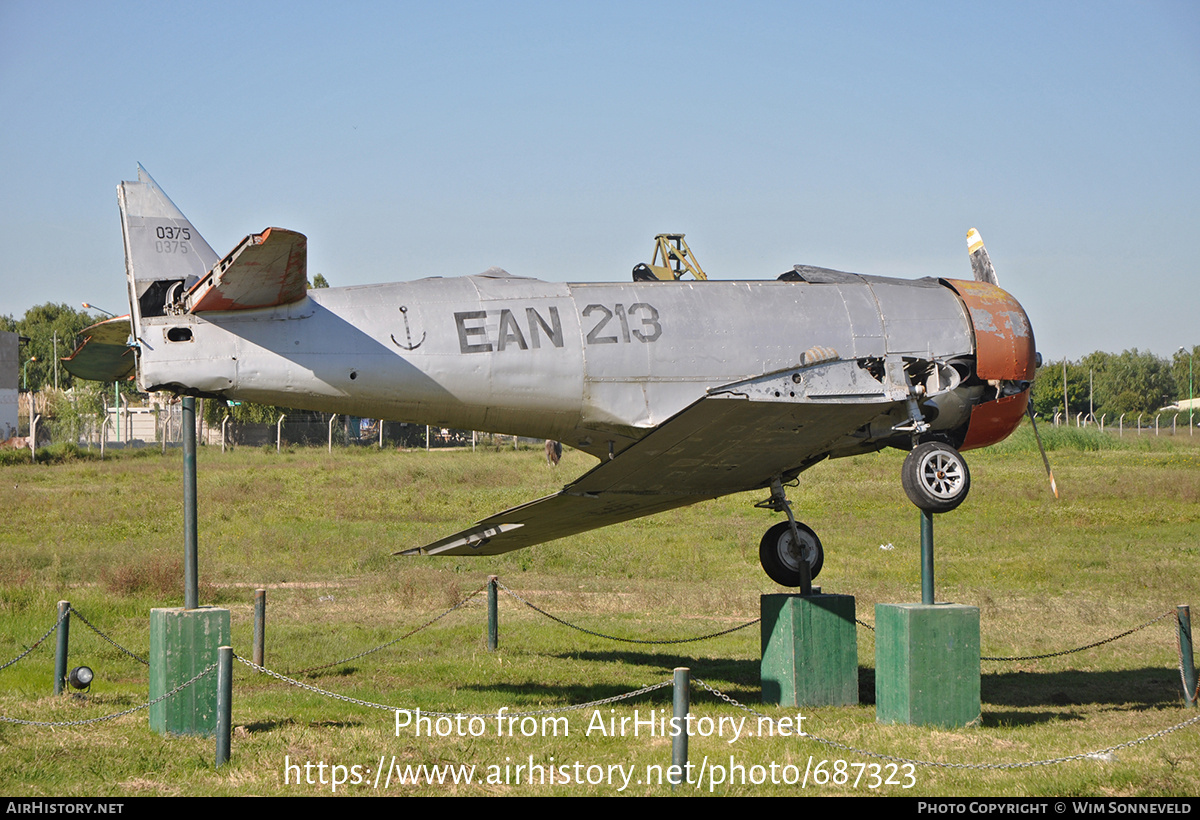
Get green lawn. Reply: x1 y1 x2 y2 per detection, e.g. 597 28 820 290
1 429 1197 796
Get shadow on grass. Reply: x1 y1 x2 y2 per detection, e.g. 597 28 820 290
982 667 1185 710
240 718 366 733
456 649 763 706
456 651 1184 716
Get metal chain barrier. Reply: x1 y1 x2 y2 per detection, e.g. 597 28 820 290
496 580 760 644
691 676 1200 771
855 610 1174 663
237 652 671 718
981 610 1174 662
0 663 216 728
290 583 490 675
67 605 150 666
0 609 67 674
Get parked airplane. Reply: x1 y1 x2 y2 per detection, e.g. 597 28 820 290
66 167 1039 587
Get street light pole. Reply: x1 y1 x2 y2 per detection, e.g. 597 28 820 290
1180 347 1194 436
22 356 37 391
81 302 117 318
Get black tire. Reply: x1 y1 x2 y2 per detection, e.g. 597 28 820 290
759 521 824 587
901 442 970 513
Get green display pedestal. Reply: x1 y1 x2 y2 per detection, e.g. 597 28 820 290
761 593 858 706
149 607 230 736
875 603 980 727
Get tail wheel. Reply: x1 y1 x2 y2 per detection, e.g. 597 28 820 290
902 442 970 513
759 521 824 587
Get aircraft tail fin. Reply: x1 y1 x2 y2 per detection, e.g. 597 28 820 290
119 166 309 328
118 165 220 333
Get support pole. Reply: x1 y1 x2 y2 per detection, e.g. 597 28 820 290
183 396 198 610
1179 605 1197 708
253 589 266 667
920 511 934 605
215 646 232 767
487 576 499 651
54 601 70 695
671 667 690 788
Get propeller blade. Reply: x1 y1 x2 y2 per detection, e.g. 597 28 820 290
1026 402 1059 499
967 228 998 286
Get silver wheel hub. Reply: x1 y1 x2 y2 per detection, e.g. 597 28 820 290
919 450 965 499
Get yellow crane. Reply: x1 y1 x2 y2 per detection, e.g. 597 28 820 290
632 233 708 281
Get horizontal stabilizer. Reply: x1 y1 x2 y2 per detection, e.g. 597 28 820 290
186 228 308 312
61 316 136 382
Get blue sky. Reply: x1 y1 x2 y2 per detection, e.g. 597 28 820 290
2 0 1197 359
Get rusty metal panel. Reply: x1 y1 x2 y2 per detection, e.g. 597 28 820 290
942 279 1035 382
186 228 307 312
960 389 1029 452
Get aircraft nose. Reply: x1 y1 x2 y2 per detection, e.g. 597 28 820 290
943 279 1036 383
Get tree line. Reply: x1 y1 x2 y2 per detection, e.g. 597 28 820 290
1031 347 1197 419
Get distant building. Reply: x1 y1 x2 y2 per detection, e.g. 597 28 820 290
0 331 16 438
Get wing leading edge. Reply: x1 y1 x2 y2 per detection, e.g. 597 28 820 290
402 370 895 557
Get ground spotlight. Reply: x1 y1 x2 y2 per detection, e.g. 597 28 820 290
68 666 94 692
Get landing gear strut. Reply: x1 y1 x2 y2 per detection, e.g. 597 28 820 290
756 478 823 590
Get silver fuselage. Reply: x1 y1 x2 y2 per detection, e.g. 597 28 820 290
137 271 977 459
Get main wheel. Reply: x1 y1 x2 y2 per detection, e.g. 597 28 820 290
759 521 824 587
901 442 970 513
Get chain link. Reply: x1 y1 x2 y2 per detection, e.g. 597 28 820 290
855 610 1174 663
496 580 760 644
67 606 150 666
691 676 1200 770
290 583 488 674
981 611 1174 661
0 663 216 727
237 652 671 718
0 608 67 673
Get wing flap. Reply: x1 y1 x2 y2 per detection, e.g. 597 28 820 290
186 227 307 312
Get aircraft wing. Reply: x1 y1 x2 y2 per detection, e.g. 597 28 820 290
185 227 308 312
402 382 892 557
61 315 136 382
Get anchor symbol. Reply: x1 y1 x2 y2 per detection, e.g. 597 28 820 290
391 305 425 350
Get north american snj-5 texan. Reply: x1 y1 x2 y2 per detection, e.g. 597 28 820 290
66 166 1049 588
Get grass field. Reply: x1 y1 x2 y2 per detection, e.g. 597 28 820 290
1 426 1198 796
